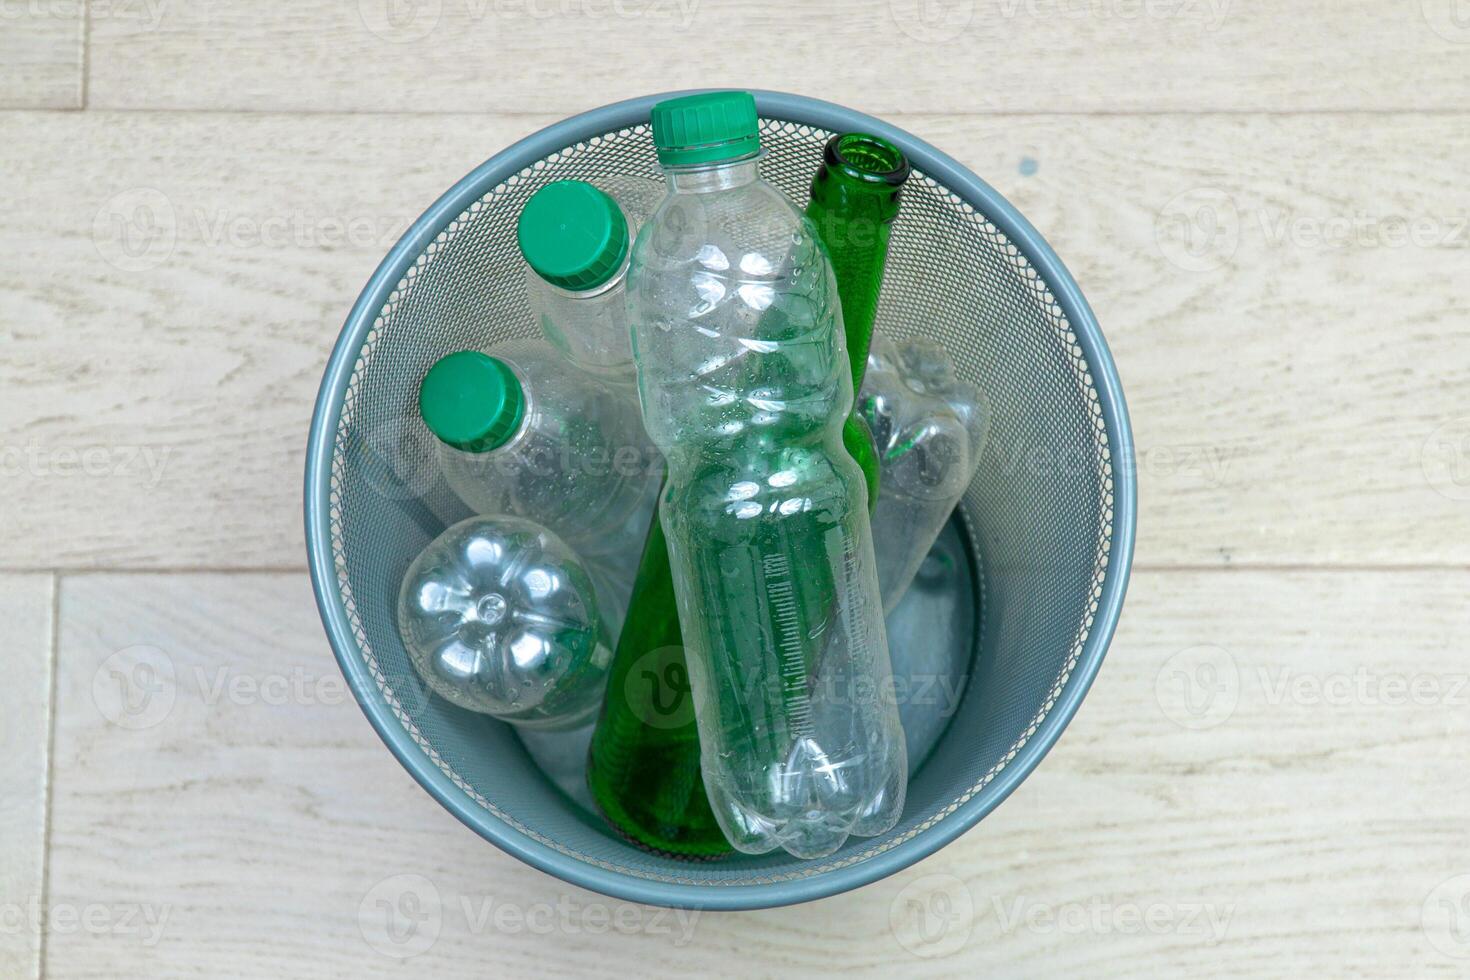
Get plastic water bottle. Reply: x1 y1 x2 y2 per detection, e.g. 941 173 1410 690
417 340 660 635
860 333 990 613
518 178 661 384
586 131 910 859
549 519 979 828
625 91 906 859
397 515 611 730
417 340 659 560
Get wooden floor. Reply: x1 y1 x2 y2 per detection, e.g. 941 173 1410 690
3 2 1468 975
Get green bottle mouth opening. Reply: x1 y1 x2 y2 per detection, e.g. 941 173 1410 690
829 133 911 187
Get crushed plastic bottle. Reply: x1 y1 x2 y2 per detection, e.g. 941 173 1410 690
397 515 612 730
625 91 907 859
859 333 990 613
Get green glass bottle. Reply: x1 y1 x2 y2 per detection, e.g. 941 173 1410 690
806 132 912 392
586 131 912 858
585 516 729 857
819 132 910 508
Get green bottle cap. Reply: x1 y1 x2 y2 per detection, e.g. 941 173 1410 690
418 351 525 453
517 180 630 291
650 91 760 168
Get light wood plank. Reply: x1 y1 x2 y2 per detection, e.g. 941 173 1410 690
84 0 1470 114
0 110 552 569
902 111 1470 569
0 575 55 980
0 0 83 109
822 568 1470 975
45 570 1470 975
2 110 1467 569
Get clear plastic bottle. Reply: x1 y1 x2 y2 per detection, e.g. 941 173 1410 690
626 91 907 859
859 333 991 613
417 341 661 632
518 178 661 385
397 515 611 730
586 132 907 858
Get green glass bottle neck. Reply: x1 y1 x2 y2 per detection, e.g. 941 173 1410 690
805 133 911 394
810 134 908 216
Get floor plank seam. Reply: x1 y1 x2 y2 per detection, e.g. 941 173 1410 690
78 0 91 110
35 573 60 980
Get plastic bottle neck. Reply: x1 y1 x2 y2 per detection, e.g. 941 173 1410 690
664 155 761 194
539 249 630 300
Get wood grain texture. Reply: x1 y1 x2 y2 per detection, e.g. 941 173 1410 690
0 110 551 569
2 110 1467 569
0 575 55 980
43 571 1470 976
0 0 83 109
83 0 1470 114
